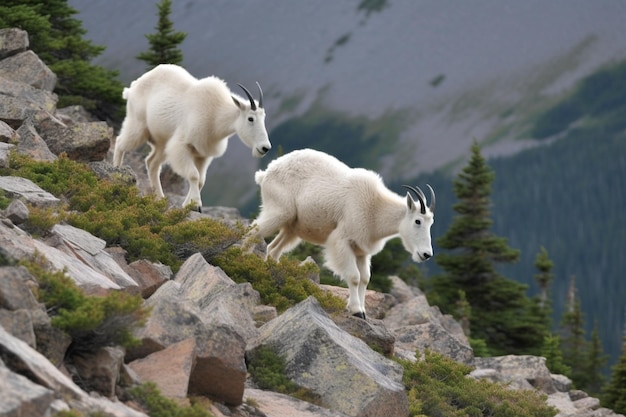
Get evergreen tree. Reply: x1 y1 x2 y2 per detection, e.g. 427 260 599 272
0 0 125 123
455 289 471 338
560 276 589 389
585 322 608 395
137 0 187 69
541 334 571 376
603 337 626 414
428 140 547 355
534 246 554 310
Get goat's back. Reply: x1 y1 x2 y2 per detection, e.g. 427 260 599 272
257 149 389 221
124 64 233 143
259 148 350 189
127 64 196 101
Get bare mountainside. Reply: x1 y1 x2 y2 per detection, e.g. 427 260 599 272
71 0 626 207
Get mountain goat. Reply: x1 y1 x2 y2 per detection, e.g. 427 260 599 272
246 148 435 318
113 64 271 210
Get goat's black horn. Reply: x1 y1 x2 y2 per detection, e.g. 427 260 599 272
256 81 264 109
426 184 436 212
402 185 426 214
237 83 256 110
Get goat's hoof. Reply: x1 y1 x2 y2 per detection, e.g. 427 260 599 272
352 312 366 320
196 206 202 213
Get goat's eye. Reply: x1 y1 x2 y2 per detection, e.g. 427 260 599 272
248 117 254 122
415 219 421 226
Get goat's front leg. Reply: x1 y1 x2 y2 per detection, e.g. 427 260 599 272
195 156 213 199
324 234 364 318
355 255 371 319
182 177 202 211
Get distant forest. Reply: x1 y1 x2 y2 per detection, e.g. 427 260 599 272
409 58 626 367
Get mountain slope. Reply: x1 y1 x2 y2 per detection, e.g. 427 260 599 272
70 0 626 366
71 0 626 206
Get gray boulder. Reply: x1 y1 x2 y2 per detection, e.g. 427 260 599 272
37 112 113 162
472 355 556 394
384 294 473 364
0 28 29 59
248 296 409 417
0 325 148 416
47 224 140 294
0 360 55 417
0 50 56 91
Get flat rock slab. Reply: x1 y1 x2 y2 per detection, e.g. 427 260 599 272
128 338 196 400
0 176 59 207
244 388 350 417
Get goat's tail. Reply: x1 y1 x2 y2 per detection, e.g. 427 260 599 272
122 87 130 100
254 170 266 185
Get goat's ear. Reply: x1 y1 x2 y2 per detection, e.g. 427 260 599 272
232 96 243 109
406 193 416 211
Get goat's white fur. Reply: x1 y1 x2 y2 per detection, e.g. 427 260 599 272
247 148 435 317
113 64 271 208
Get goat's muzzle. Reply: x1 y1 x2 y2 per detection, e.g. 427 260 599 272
254 146 271 157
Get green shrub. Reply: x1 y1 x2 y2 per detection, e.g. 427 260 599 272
23 257 149 353
7 152 98 200
0 189 10 210
469 338 492 357
247 345 320 404
22 205 67 237
398 351 558 417
6 152 345 314
213 247 345 314
128 382 214 417
161 217 245 261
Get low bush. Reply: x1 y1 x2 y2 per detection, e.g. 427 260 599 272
22 256 149 353
213 247 345 314
247 345 320 405
398 350 557 417
5 151 345 314
128 382 214 417
0 189 10 209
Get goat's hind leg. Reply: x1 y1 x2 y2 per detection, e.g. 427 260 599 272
245 210 293 258
145 143 166 199
266 227 301 261
166 142 203 209
113 120 149 167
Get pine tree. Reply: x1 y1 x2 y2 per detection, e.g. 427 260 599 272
534 246 554 310
428 140 548 355
585 322 608 395
541 333 571 376
455 289 471 338
137 0 187 69
560 276 589 389
603 338 626 414
0 0 125 123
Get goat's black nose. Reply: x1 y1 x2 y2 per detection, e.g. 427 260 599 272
423 253 432 260
261 146 270 153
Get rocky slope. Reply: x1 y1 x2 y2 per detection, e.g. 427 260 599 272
0 28 623 417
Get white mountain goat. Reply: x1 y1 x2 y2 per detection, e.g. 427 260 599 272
113 64 272 210
246 148 435 318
